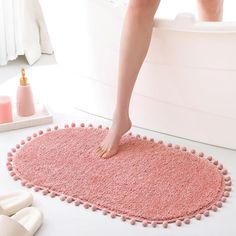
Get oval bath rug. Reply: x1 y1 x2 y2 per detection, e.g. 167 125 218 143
6 123 232 228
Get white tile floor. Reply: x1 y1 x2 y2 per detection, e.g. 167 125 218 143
0 57 236 236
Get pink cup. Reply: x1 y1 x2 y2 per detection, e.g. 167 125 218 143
0 96 13 124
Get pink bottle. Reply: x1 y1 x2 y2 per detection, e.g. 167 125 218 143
17 68 35 116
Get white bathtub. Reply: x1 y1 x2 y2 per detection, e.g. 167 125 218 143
46 0 236 149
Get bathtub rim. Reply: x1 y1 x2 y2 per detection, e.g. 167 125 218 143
90 0 236 33
154 18 236 33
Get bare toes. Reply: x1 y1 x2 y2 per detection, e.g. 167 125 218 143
102 148 118 159
96 146 102 153
98 148 107 157
96 148 103 156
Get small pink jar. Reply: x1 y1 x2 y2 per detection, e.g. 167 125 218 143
0 96 13 124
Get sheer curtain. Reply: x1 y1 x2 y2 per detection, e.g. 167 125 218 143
0 0 53 66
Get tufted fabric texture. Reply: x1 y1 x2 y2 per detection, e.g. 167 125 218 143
7 124 231 228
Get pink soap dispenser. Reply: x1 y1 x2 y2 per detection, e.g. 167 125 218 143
17 68 35 116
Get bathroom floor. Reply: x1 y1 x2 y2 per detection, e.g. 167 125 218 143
0 58 236 236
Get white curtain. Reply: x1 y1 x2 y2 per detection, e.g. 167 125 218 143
0 0 53 66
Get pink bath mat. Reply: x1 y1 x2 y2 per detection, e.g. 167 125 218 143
7 123 232 228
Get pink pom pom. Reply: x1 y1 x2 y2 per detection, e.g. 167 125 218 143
203 211 209 217
71 123 76 128
150 138 154 142
50 192 56 198
54 126 59 130
7 157 13 162
195 214 201 220
88 124 93 128
151 221 157 228
60 196 66 201
121 215 126 221
42 189 49 195
7 165 13 171
21 180 27 186
92 205 97 211
67 197 73 203
20 140 25 145
64 124 69 129
199 152 204 157
136 134 141 138
182 147 187 151
33 133 37 138
84 203 90 209
217 201 222 208
225 176 231 181
213 160 218 165
39 130 43 135
167 143 172 147
7 152 13 157
34 187 41 192
103 210 108 215
130 219 136 225
163 221 168 228
221 197 227 203
184 218 190 224
226 181 232 186
98 125 102 129
13 176 19 181
222 169 228 175
211 205 218 212
191 149 196 154
106 127 109 130
142 220 148 227
26 183 33 188
207 156 212 161
218 164 223 170
225 186 231 191
27 136 31 141
75 200 81 206
224 191 230 197
158 140 163 144
16 144 20 149
111 212 116 218
47 128 51 132
10 172 16 177
175 145 180 149
80 123 85 127
6 163 11 168
143 136 147 140
11 148 16 153
176 220 182 226
6 163 11 169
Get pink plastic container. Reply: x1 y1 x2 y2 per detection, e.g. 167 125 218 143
0 96 13 124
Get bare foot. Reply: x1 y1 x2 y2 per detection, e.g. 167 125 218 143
96 115 132 159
